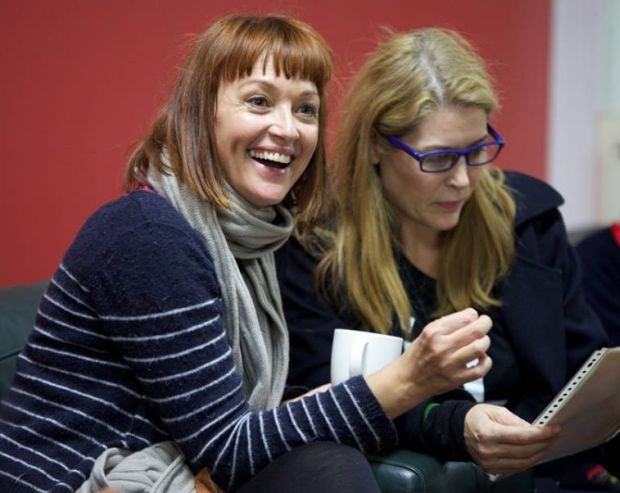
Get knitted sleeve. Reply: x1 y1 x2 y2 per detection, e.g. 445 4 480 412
82 214 397 491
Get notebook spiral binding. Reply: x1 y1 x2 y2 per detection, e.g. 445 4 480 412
536 348 606 425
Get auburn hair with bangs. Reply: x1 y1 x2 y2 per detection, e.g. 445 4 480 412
124 14 333 223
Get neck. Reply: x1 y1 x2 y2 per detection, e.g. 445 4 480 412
398 223 442 279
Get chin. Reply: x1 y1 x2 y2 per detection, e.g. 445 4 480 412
245 189 289 208
434 215 462 232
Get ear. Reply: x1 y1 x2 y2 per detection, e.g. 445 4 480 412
370 132 382 166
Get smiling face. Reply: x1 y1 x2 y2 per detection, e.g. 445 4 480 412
378 105 488 246
214 57 320 208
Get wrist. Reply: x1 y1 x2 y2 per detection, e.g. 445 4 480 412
365 357 430 419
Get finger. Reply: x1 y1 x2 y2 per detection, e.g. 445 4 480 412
494 435 556 458
483 423 561 447
483 445 551 475
415 316 491 368
475 434 557 474
445 332 491 371
460 353 493 382
444 314 492 350
424 308 480 336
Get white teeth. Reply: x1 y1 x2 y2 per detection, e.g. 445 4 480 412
248 150 292 164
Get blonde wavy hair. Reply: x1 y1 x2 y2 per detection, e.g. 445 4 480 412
303 28 516 335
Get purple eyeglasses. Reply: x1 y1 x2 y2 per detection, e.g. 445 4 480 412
382 124 505 173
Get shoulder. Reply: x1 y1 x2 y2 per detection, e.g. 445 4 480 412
503 171 564 228
82 189 197 238
63 190 213 288
74 190 204 252
577 226 619 259
59 191 220 317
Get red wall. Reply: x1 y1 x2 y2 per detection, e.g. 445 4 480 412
0 0 550 286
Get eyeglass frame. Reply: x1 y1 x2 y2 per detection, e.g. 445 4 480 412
381 124 505 173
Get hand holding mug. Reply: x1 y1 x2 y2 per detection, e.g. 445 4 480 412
400 308 492 397
364 308 492 419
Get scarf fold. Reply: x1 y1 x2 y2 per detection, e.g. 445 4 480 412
147 162 292 410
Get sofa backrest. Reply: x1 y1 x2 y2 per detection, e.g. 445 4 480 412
0 281 48 398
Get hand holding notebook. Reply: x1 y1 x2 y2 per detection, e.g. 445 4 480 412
533 346 620 464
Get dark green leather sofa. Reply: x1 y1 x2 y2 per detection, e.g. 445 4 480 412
0 281 48 398
0 281 530 492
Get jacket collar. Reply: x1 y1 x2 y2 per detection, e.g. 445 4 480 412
504 171 564 228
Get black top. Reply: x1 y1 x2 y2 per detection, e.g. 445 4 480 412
395 248 522 402
576 225 620 346
277 171 609 462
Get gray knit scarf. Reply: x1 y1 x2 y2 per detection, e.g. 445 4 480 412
147 164 293 410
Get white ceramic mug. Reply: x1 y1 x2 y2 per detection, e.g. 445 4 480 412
330 328 404 385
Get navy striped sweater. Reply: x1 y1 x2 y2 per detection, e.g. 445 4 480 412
0 191 397 492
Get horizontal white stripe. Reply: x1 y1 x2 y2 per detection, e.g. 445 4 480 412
17 358 163 436
0 431 72 473
0 419 92 461
32 325 106 354
132 413 168 437
138 347 231 384
122 431 153 448
124 331 225 363
19 373 135 421
3 401 104 449
163 371 241 420
27 342 128 369
176 395 245 443
60 264 90 293
51 277 95 312
101 298 218 321
12 386 126 439
110 314 220 343
0 470 47 493
37 309 106 339
44 292 97 320
0 450 67 486
19 353 142 399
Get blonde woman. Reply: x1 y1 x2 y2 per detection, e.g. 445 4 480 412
279 28 617 487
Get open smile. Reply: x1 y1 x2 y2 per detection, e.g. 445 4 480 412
248 149 294 169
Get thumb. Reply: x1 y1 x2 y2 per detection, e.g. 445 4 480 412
488 406 531 427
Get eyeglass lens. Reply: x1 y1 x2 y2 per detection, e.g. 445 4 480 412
421 143 502 172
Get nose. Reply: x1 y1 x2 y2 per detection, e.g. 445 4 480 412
447 156 471 188
269 106 300 142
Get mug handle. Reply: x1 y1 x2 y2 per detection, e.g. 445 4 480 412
349 339 368 377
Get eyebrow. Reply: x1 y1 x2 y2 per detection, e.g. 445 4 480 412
238 79 319 98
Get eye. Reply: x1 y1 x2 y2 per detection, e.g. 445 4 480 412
469 146 486 157
425 152 454 165
247 95 269 108
297 103 319 119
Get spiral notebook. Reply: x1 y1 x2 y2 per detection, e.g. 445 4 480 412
533 346 620 464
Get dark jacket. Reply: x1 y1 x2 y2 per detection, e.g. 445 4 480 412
277 171 608 459
576 225 620 346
